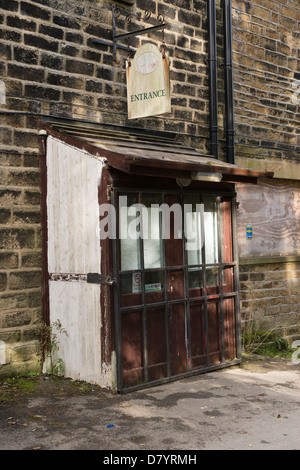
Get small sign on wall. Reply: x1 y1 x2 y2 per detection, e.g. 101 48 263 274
246 224 253 239
126 43 171 120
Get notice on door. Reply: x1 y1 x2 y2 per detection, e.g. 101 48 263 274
132 273 142 293
126 43 171 120
132 273 161 293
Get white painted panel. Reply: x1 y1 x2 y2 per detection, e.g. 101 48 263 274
47 136 104 274
49 281 112 386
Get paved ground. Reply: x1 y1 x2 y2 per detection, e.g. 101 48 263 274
1 356 300 452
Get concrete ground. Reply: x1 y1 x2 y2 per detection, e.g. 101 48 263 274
1 355 300 451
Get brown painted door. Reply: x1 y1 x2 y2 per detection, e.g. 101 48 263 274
114 191 238 391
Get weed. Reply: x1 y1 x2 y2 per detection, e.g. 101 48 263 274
241 310 293 358
242 326 293 358
0 377 37 403
37 320 68 376
9 377 36 392
69 380 93 392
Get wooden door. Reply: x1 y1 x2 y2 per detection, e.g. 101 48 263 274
113 190 238 391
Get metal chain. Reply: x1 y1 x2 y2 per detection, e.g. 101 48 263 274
127 37 131 66
161 26 166 59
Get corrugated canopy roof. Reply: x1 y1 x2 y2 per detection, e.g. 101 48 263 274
41 118 274 184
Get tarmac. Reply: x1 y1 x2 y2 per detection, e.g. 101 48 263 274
1 355 300 452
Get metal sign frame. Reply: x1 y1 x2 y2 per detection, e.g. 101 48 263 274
92 4 167 61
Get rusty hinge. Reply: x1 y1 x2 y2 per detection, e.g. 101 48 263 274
87 273 116 286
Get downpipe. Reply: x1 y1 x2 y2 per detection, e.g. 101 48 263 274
208 0 219 159
224 0 235 165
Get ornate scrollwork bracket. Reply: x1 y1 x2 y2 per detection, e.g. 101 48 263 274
92 3 167 61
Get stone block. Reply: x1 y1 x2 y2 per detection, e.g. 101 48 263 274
0 229 36 250
9 270 41 291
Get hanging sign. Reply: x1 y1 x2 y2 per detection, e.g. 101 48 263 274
126 43 171 120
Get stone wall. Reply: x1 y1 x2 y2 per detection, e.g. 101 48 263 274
239 258 300 342
231 0 300 174
0 0 212 145
0 148 41 376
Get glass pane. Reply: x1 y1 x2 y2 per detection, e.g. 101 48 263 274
119 193 141 271
206 266 219 287
204 198 219 264
120 273 142 307
121 272 134 295
121 271 164 295
184 196 203 266
145 271 164 292
188 269 203 289
142 194 163 269
186 209 203 265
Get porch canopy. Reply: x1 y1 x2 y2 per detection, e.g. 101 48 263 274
41 118 274 184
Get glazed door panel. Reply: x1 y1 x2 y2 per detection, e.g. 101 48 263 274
113 190 239 391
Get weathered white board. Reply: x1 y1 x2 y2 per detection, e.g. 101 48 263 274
46 137 113 387
47 136 103 274
236 180 300 258
48 281 111 386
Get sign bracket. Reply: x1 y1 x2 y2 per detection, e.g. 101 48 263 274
92 4 167 61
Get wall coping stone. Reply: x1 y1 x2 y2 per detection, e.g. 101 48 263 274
239 256 300 266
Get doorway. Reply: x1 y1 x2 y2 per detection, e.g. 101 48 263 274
112 189 240 391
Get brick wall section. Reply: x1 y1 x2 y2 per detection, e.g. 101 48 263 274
0 0 211 147
0 149 41 375
231 0 300 161
240 260 300 342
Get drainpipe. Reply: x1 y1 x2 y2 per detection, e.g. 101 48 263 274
208 0 219 159
224 0 235 164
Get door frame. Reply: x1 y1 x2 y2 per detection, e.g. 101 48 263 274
111 186 241 392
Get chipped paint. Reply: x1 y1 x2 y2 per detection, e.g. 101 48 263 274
46 137 113 387
47 136 104 274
